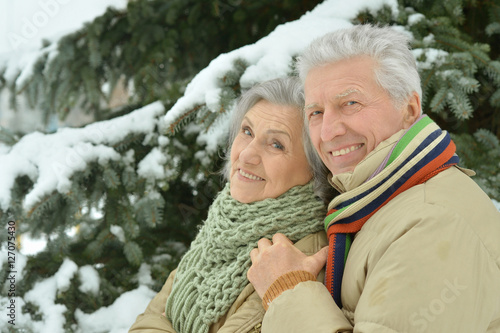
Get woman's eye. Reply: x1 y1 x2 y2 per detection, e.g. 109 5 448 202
242 127 252 136
272 141 284 150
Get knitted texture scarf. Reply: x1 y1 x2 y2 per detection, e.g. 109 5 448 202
324 115 459 307
165 181 326 333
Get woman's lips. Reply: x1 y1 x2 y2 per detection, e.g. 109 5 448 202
237 169 264 181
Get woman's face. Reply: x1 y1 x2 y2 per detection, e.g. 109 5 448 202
230 99 312 203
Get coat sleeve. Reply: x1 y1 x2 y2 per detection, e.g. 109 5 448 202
128 270 177 333
262 281 352 333
261 204 500 332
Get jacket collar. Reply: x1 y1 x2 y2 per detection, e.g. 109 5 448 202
328 129 406 193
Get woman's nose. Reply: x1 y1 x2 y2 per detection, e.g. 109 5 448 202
239 142 261 165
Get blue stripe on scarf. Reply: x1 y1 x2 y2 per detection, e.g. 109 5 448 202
335 129 444 211
331 233 346 307
331 130 453 225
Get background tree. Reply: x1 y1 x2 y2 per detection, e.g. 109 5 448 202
0 0 499 331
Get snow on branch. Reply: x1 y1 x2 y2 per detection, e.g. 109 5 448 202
161 0 399 132
0 101 164 210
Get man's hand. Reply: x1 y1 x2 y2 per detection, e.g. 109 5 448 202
247 233 328 298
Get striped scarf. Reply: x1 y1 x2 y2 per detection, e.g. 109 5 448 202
324 115 459 307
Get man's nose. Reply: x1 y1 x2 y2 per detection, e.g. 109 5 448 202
320 109 347 142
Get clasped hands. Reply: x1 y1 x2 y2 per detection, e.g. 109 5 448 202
247 233 329 298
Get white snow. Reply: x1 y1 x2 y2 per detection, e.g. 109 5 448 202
137 147 168 180
19 233 48 256
0 0 129 60
23 258 78 333
78 265 100 295
412 48 449 70
110 225 126 243
0 101 164 210
136 263 155 288
408 13 425 25
493 199 500 212
74 285 156 333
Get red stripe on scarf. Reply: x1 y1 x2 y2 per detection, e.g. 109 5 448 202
325 233 337 295
326 142 456 237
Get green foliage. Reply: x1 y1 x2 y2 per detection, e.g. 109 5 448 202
453 129 500 199
2 0 322 124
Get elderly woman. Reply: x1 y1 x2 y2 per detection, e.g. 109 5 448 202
129 77 331 333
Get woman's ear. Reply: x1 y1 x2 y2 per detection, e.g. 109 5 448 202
403 92 421 129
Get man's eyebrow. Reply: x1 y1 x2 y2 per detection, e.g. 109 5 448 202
305 89 361 110
305 103 320 110
335 88 361 99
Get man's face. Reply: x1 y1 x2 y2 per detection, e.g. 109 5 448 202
304 55 416 175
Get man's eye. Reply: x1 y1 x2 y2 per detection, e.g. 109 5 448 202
309 110 323 119
346 101 358 106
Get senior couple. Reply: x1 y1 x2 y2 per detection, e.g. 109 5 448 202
130 25 500 333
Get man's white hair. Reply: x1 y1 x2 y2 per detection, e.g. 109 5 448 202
297 24 422 113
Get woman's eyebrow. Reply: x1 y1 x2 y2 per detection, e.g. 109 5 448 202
266 129 290 139
242 116 253 127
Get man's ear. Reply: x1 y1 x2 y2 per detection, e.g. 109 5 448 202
403 92 421 129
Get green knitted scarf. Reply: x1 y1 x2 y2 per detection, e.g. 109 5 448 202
165 181 325 333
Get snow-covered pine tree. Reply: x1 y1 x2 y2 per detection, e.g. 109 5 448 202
0 0 498 331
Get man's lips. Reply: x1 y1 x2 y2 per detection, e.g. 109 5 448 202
330 144 364 157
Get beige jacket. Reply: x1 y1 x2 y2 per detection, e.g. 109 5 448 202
262 131 500 332
129 231 327 333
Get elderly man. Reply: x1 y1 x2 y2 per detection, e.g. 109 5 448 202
248 24 500 332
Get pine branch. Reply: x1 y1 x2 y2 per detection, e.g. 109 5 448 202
167 105 202 135
123 241 143 266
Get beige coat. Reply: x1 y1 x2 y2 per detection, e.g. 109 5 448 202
129 231 327 333
262 132 500 332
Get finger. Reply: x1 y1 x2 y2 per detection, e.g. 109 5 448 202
257 237 272 250
247 266 254 281
272 233 293 245
312 246 329 265
305 246 329 275
250 248 259 262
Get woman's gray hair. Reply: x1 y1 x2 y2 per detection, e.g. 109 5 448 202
222 77 335 203
297 24 422 112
